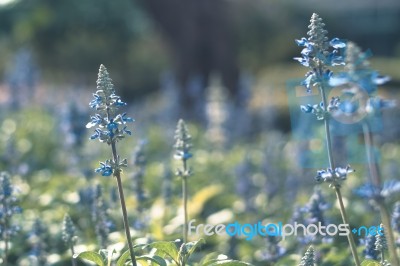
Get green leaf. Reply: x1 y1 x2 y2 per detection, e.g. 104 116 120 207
361 260 381 266
74 251 105 266
202 259 253 266
185 238 206 258
137 255 167 266
148 241 179 264
117 250 132 266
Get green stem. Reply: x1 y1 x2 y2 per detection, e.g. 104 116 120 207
70 244 77 266
334 187 361 266
362 122 400 266
111 142 138 266
182 160 189 244
3 235 8 266
2 205 8 266
319 81 361 266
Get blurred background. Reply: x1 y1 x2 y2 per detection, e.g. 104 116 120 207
1 0 400 118
0 0 400 265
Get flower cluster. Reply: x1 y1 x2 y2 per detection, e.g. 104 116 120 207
306 188 329 225
0 171 22 242
28 219 48 265
299 246 315 266
329 42 395 118
91 184 115 248
174 119 193 177
294 13 346 92
362 234 379 260
329 42 390 93
94 156 128 177
62 213 77 247
354 180 400 200
87 65 133 176
301 97 341 120
315 165 354 187
131 140 147 206
375 224 388 253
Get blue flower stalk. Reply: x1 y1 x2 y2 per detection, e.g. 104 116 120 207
0 172 22 266
174 119 193 244
335 41 399 266
295 14 361 265
29 219 48 265
62 214 77 266
299 246 315 266
92 184 114 248
87 64 137 266
376 224 389 265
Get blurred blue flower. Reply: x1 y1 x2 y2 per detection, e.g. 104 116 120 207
91 184 115 248
353 183 380 199
329 42 390 95
353 180 400 200
366 97 396 114
305 189 330 225
0 172 22 244
381 180 400 198
392 202 400 234
361 234 379 260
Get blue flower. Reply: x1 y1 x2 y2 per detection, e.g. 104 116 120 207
371 72 390 85
353 180 400 200
315 165 354 184
174 150 193 160
95 162 113 176
295 37 309 47
329 38 346 49
113 98 127 107
294 57 310 67
115 113 134 124
366 97 396 114
353 183 380 199
381 180 400 198
86 114 103 129
300 104 314 113
107 121 118 131
328 49 345 66
89 94 104 109
122 126 132 136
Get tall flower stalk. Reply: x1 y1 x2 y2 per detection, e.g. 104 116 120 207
295 13 360 265
376 224 388 264
331 41 400 266
174 119 193 244
0 172 22 266
87 64 137 266
62 214 77 266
